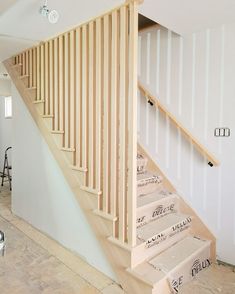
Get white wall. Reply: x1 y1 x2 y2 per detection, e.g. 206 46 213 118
11 85 116 281
0 79 11 96
138 24 235 265
0 94 12 170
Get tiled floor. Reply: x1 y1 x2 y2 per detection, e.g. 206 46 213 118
0 184 235 294
0 184 124 294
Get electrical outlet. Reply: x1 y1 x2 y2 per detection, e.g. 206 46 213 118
214 128 230 137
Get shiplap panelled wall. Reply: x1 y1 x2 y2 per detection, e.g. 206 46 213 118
138 24 235 264
13 2 138 246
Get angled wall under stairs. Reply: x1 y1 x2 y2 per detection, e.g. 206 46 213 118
5 1 218 292
11 84 116 280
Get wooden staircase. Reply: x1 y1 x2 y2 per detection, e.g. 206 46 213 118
4 1 216 292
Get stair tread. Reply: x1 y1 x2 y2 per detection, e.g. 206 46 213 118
149 236 210 270
128 236 211 286
137 172 162 182
137 189 176 208
137 213 191 243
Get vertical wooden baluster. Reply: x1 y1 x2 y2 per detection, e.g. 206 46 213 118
75 28 82 168
54 38 59 131
70 30 75 158
22 52 25 76
33 48 36 89
88 22 94 188
127 2 138 246
103 15 110 213
59 36 64 133
19 54 23 76
110 11 118 219
82 25 88 176
45 42 49 115
36 46 40 101
49 40 54 118
25 51 29 88
40 44 45 104
95 18 102 203
29 49 33 88
118 6 127 242
64 33 69 148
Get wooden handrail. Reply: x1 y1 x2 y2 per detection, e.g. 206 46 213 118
138 82 220 167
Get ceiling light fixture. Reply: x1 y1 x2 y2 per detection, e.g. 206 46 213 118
39 0 59 24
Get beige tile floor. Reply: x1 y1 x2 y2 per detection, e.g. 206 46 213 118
0 183 235 294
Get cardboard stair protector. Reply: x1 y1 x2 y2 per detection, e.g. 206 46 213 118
137 172 163 196
149 236 211 293
137 190 179 228
137 213 192 248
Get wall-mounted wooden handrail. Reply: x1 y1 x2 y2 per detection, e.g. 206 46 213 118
138 82 220 167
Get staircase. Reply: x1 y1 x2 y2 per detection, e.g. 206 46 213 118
127 147 214 293
4 1 216 293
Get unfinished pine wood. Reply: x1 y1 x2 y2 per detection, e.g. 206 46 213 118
75 28 82 168
45 42 49 116
36 46 40 101
49 40 54 118
110 11 118 219
118 6 127 243
7 1 140 248
22 52 25 76
5 2 218 293
53 38 59 131
102 14 110 214
40 44 45 104
138 83 220 167
70 30 75 163
88 22 95 189
58 35 64 133
29 49 33 88
82 25 88 175
95 18 102 204
127 1 138 246
64 33 70 149
33 48 36 88
25 50 29 80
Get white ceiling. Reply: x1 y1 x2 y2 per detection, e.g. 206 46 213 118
0 0 123 63
1 0 235 65
139 0 235 35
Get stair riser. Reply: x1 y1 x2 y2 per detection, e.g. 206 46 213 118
51 133 63 148
137 177 162 196
34 103 44 115
152 243 211 294
28 90 37 101
132 218 192 268
62 151 75 165
136 197 178 229
71 169 86 186
43 117 53 130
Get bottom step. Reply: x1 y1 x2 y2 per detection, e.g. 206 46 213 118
127 236 211 294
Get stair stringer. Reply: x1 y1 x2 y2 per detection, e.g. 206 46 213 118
4 58 153 294
137 142 216 263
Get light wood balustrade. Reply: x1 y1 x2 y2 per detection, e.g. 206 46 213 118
11 1 138 246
